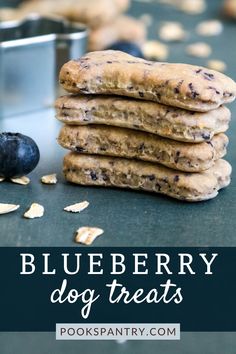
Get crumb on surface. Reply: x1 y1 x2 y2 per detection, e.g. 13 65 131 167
207 59 227 72
75 227 104 245
24 203 44 219
11 176 30 185
0 203 20 215
64 201 89 213
186 42 212 58
142 40 169 60
158 22 186 42
41 174 57 185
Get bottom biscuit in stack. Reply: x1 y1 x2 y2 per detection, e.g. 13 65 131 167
63 154 231 202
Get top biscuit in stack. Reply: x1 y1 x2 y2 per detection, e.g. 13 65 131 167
59 50 236 111
56 50 236 201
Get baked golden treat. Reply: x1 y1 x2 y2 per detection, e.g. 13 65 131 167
20 0 130 28
58 125 228 172
59 50 236 112
55 95 230 142
63 154 232 202
88 15 146 51
223 0 236 19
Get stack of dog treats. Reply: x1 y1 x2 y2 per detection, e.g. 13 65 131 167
55 50 236 201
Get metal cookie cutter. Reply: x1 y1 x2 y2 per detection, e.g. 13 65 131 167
0 15 88 117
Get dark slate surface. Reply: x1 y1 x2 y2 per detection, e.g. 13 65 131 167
0 332 236 354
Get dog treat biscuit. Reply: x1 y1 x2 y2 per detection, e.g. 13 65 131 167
60 51 236 112
58 125 228 172
0 7 24 21
68 0 130 28
63 154 231 202
20 0 129 28
19 0 71 18
88 15 146 51
223 0 236 19
55 95 230 142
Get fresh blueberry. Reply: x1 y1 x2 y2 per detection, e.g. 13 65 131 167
106 41 144 58
0 132 40 178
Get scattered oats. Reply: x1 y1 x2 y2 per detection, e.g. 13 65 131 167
178 0 206 14
142 40 169 60
196 20 223 36
0 203 20 215
159 22 186 42
0 177 5 182
139 14 153 27
207 59 227 72
186 42 212 58
64 201 89 213
75 227 104 245
41 173 57 185
11 176 30 185
24 203 44 219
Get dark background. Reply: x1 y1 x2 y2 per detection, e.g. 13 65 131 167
1 247 235 332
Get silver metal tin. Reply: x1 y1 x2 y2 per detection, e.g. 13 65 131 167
0 15 88 117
